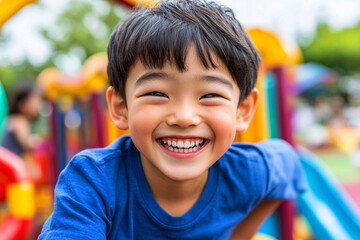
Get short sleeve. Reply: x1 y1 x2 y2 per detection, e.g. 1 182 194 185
38 155 111 240
258 139 307 199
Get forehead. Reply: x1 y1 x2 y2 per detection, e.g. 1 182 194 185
126 46 240 95
131 45 232 78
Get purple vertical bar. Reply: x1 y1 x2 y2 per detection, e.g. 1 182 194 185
273 67 293 145
91 93 106 148
50 102 59 186
273 66 294 240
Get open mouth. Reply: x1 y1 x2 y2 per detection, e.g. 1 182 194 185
159 137 206 153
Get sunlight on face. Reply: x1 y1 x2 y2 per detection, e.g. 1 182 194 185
124 46 242 183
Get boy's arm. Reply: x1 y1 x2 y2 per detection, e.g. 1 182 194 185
227 139 306 240
38 155 110 240
228 199 282 240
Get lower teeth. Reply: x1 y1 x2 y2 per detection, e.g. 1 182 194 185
161 140 204 152
164 144 200 152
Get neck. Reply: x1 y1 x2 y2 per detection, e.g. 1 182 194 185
141 159 209 216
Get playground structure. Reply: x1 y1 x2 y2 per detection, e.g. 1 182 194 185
36 52 125 176
0 0 37 29
244 28 360 240
243 28 302 240
1 0 360 240
0 1 129 239
0 82 7 143
297 148 360 240
0 148 35 240
0 63 36 239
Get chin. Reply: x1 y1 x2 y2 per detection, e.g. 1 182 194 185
164 168 207 182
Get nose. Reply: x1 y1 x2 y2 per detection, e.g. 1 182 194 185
166 99 201 128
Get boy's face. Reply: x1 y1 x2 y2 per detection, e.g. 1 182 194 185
107 46 258 183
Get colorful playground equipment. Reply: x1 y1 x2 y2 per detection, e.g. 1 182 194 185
243 28 301 240
36 53 111 176
246 28 360 240
36 51 129 179
0 1 144 238
291 63 338 95
0 82 7 143
0 0 37 29
0 82 36 240
112 0 158 8
297 148 360 240
0 0 157 30
0 148 35 240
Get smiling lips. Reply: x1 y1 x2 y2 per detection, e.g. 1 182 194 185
160 137 205 153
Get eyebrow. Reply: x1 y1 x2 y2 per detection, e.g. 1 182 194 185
201 75 234 90
135 71 234 90
135 72 168 86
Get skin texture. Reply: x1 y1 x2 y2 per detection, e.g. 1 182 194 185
107 47 277 237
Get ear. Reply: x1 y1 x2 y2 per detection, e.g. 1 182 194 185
236 88 259 133
106 87 128 130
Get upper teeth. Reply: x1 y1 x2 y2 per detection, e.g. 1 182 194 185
162 138 203 149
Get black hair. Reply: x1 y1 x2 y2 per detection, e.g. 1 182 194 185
9 81 41 115
107 0 260 103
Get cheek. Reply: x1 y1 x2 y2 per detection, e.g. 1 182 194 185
207 107 237 141
128 105 165 158
128 105 162 138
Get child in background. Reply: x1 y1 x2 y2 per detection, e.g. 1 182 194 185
39 0 306 239
1 81 43 157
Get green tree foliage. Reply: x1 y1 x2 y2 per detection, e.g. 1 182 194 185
41 0 128 68
299 22 360 75
0 0 128 93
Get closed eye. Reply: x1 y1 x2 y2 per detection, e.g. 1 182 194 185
200 93 223 99
143 91 168 98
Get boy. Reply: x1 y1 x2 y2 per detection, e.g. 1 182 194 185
39 0 306 239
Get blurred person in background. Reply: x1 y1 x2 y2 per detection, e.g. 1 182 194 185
1 81 43 158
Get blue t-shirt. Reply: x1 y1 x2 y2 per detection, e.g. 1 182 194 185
39 135 306 240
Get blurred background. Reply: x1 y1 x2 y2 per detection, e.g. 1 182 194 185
0 0 360 239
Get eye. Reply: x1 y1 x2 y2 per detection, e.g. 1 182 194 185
200 93 222 99
144 91 168 98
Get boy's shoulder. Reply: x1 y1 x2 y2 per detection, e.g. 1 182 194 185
221 139 304 197
220 138 299 183
225 138 297 164
71 135 134 168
